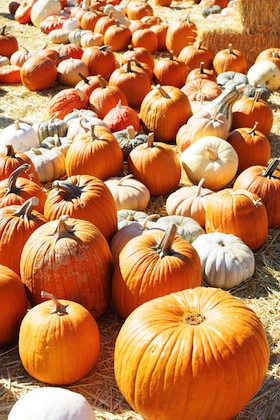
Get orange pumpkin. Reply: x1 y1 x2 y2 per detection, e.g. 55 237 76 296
205 188 268 250
81 45 118 80
128 132 181 196
212 43 248 75
233 159 280 228
103 23 132 52
20 55 58 91
112 223 202 319
0 64 21 84
18 291 100 384
0 26 18 58
181 78 222 102
0 264 28 347
65 124 124 180
20 215 113 318
178 41 214 71
131 27 158 54
165 15 197 56
114 286 269 420
48 88 89 120
103 100 141 132
153 51 189 88
44 175 118 244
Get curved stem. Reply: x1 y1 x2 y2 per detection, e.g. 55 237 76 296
153 223 177 258
154 84 170 99
5 144 16 157
142 214 161 229
206 147 218 161
230 189 262 206
246 121 259 135
116 174 134 185
50 215 76 243
41 291 68 315
195 178 205 197
13 196 39 221
6 163 30 193
262 158 279 178
52 180 83 200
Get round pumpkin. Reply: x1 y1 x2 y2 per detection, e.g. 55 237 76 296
114 286 269 420
0 264 28 347
18 291 100 384
20 55 58 91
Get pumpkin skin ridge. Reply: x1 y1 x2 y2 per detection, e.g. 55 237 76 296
114 287 269 420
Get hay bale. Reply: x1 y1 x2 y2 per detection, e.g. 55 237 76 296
237 0 280 34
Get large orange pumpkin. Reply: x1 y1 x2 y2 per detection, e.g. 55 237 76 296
18 291 100 384
112 223 202 319
20 215 113 318
20 55 58 91
114 287 269 420
0 264 28 347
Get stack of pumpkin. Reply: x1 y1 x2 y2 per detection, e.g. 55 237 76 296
0 0 279 419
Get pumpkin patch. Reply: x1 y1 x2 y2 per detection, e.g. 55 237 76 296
0 0 279 418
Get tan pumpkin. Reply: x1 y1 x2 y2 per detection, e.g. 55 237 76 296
57 58 89 86
25 147 66 184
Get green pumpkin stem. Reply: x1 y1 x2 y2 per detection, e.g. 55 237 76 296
41 291 68 315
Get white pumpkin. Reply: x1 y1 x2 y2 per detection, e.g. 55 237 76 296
25 147 66 183
8 387 96 420
0 120 39 153
30 0 62 28
247 60 280 91
192 232 255 289
105 174 150 211
180 136 239 190
117 209 149 229
155 215 205 243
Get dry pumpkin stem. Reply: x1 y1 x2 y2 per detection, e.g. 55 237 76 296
3 163 31 197
50 215 76 242
41 291 68 315
230 189 262 207
13 196 39 221
184 313 206 325
52 180 85 208
152 223 177 258
262 158 279 178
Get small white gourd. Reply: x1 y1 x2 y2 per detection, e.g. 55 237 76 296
192 232 255 289
0 120 39 153
247 60 280 91
8 387 96 420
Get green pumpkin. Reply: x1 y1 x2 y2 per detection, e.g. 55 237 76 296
113 126 148 161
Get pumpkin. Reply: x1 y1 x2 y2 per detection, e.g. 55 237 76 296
0 163 47 213
213 43 248 75
93 13 116 35
8 387 96 420
126 0 154 20
205 189 268 250
127 132 181 196
242 83 271 101
0 264 28 347
80 9 103 31
117 208 149 229
0 64 21 84
178 41 214 71
39 14 68 34
56 43 84 61
131 27 158 54
25 147 66 184
20 55 58 91
140 84 193 143
113 125 148 161
0 197 47 275
150 20 168 51
104 174 150 211
166 178 214 228
103 23 132 52
65 124 124 181
112 223 202 319
40 133 72 156
192 232 255 289
165 15 197 56
114 287 269 420
186 61 216 83
0 26 18 58
108 59 151 108
48 27 72 44
30 0 61 28
32 118 68 144
121 44 154 70
44 175 118 243
57 57 89 86
231 90 274 136
103 100 141 133
89 75 128 119
181 78 222 102
255 48 280 71
81 45 118 80
247 60 280 91
216 70 248 88
0 144 40 185
20 215 113 317
80 31 104 49
18 291 100 384
0 120 39 153
153 51 189 88
227 122 271 173
180 136 239 190
155 215 205 243
48 88 89 120
233 158 280 228
75 73 108 97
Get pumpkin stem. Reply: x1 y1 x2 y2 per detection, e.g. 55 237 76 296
154 84 170 99
142 214 161 229
253 89 262 102
125 59 133 73
5 144 16 157
246 121 259 135
199 61 205 74
205 147 218 161
14 120 21 130
117 174 134 185
153 223 177 258
41 291 68 315
230 189 262 206
13 196 39 221
185 313 206 325
97 74 107 89
51 215 76 242
126 125 136 139
196 178 205 197
52 180 85 206
6 163 30 194
262 158 279 178
78 72 90 84
146 132 155 148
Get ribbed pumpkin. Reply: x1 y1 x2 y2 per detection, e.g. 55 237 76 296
81 45 118 80
233 159 280 228
127 132 181 196
103 101 141 133
0 144 40 185
112 223 202 319
205 189 269 250
114 287 269 420
20 55 58 91
48 88 89 120
227 122 271 173
18 291 100 384
165 15 197 56
20 215 113 318
153 51 189 88
178 41 214 71
44 175 118 243
0 197 47 275
0 163 47 213
140 84 192 143
212 43 248 75
0 264 28 347
65 124 124 180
